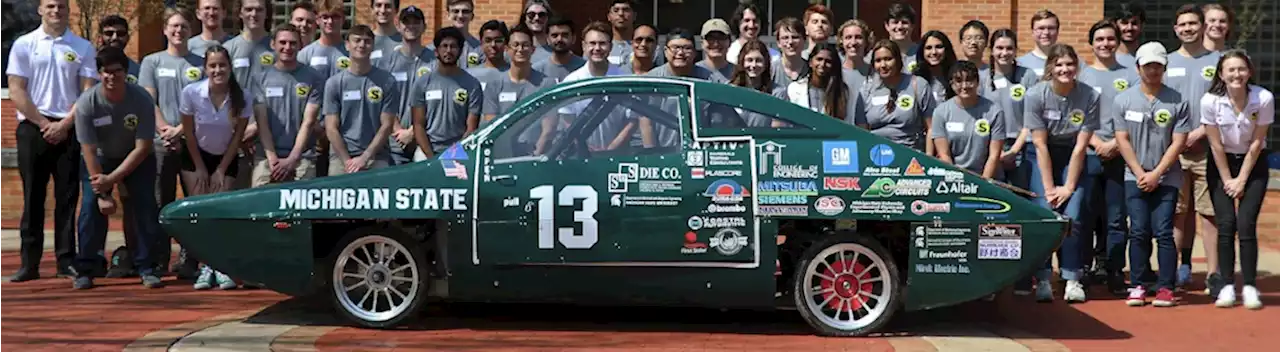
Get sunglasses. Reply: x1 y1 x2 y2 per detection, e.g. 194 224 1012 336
101 29 128 38
526 11 548 19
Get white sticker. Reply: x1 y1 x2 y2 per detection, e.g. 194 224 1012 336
342 90 361 101
425 89 442 100
945 121 965 132
1044 110 1061 121
480 82 487 91
371 50 383 59
994 78 1009 89
871 95 889 106
310 56 329 66
1092 86 1102 94
1124 110 1145 122
1168 67 1187 77
265 87 284 97
93 116 112 127
608 56 621 65
233 58 250 68
157 68 176 77
1032 68 1044 76
499 92 517 102
393 72 408 82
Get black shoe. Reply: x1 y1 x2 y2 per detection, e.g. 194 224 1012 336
73 276 94 290
105 266 138 278
56 264 76 278
173 250 198 280
1206 272 1226 297
1107 272 1129 296
6 268 40 282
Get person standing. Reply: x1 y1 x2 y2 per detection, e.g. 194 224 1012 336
188 0 233 57
880 2 919 70
532 17 584 84
97 15 140 85
300 4 352 178
324 25 399 174
837 20 872 100
370 0 402 60
620 24 658 75
1201 4 1233 53
557 21 627 152
1111 2 1146 65
480 24 552 125
408 27 483 160
95 14 147 278
772 18 809 88
5 0 98 282
224 0 273 194
377 6 436 165
442 0 484 69
1017 10 1061 77
70 46 164 289
914 31 959 104
606 0 636 66
519 0 555 64
863 40 935 153
780 43 856 124
290 2 319 46
931 60 1006 178
697 19 736 79
250 24 324 186
467 20 511 84
727 2 779 65
801 4 833 60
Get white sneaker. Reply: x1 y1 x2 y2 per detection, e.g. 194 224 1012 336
1215 284 1236 308
1064 280 1087 303
1242 285 1263 310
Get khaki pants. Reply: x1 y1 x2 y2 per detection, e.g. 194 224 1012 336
251 156 317 187
327 155 389 176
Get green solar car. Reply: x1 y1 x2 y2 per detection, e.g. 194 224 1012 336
160 76 1068 337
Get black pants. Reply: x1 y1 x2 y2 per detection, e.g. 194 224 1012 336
15 120 80 271
1206 151 1268 286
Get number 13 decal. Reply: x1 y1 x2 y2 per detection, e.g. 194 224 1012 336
529 185 598 249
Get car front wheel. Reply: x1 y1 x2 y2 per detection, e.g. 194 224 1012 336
328 227 429 328
793 234 901 337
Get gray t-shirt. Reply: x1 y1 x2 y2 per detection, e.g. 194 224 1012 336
374 47 437 123
125 58 141 85
531 44 555 65
1080 64 1139 141
1114 85 1193 186
843 66 870 104
1016 52 1048 78
139 51 205 128
427 35 483 69
925 75 948 104
410 70 485 152
609 40 632 66
1166 50 1223 130
188 34 233 57
696 60 735 80
979 65 1038 139
73 83 157 159
252 64 325 158
467 62 511 90
861 74 936 150
1023 81 1102 147
533 55 586 84
644 63 730 83
322 68 400 160
224 35 275 89
372 33 402 61
772 57 808 88
482 70 553 121
299 41 351 83
930 97 1006 174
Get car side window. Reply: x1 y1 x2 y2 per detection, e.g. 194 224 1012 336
698 100 810 129
491 92 687 163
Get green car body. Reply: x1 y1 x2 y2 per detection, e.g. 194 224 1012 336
160 76 1068 335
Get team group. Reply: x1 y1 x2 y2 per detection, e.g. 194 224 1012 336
5 0 1272 309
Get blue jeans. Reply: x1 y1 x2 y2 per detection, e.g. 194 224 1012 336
75 155 160 276
1027 146 1098 282
1088 156 1129 275
1125 182 1178 290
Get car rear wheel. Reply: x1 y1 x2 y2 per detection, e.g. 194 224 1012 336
328 227 429 328
793 234 901 337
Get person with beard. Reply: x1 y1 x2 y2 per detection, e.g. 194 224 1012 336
97 16 141 85
250 24 324 186
481 24 552 125
1017 10 1061 77
606 0 635 65
877 2 919 71
1111 2 1146 65
519 0 555 64
696 19 735 79
69 46 162 289
188 0 233 58
837 19 873 100
224 0 274 194
95 14 147 278
408 27 483 161
323 25 399 175
370 0 402 60
727 2 779 65
440 0 484 69
533 17 585 84
290 2 319 46
467 20 512 85
377 6 436 165
621 24 658 75
1201 4 1233 53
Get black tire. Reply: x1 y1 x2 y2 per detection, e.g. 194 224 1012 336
792 233 902 337
326 226 430 329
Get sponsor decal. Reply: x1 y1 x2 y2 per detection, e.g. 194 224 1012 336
904 157 925 176
822 141 859 174
440 143 469 180
691 168 705 179
848 200 905 215
814 196 846 216
610 194 681 207
707 169 743 177
687 216 704 230
926 167 965 182
702 179 751 204
758 180 818 196
759 195 809 205
704 203 746 213
911 225 973 274
278 188 468 211
773 165 819 178
686 150 704 166
861 178 931 198
759 205 809 216
689 216 747 229
502 197 520 207
682 231 708 254
757 141 817 178
863 165 901 177
608 163 682 193
710 228 749 255
822 176 861 191
869 144 895 167
691 142 745 166
935 181 979 195
913 225 973 249
1154 109 1172 127
954 196 1011 214
978 224 1023 260
910 200 951 215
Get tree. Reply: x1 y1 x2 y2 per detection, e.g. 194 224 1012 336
74 0 167 45
1232 0 1268 49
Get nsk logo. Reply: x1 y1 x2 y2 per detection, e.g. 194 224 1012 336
823 176 861 191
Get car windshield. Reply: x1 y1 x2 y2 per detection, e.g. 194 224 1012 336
490 92 690 163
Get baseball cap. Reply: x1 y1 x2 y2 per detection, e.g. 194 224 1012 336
701 18 731 37
1135 41 1167 66
400 5 425 22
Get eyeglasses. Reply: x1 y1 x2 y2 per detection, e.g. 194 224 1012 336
961 35 985 43
101 29 127 38
526 11 548 19
633 36 656 44
100 66 126 75
509 42 534 50
667 45 695 53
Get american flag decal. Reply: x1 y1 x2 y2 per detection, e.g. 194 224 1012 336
443 160 468 179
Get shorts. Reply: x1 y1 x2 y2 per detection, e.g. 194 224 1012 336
327 154 390 176
180 148 241 177
251 155 316 187
1176 150 1215 216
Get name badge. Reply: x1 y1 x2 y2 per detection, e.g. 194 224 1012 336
499 92 517 102
870 95 889 106
342 90 361 101
1168 67 1187 77
393 72 408 82
994 78 1009 89
1124 110 1145 122
425 89 443 100
608 56 621 65
265 87 284 97
945 121 965 132
310 57 329 66
371 50 384 59
1092 86 1102 94
93 116 112 127
233 58 250 68
480 82 487 91
157 68 176 77
1044 110 1061 121
1032 68 1044 76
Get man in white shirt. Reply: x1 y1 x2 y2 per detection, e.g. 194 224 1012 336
5 0 99 282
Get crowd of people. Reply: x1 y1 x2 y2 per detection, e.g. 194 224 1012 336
4 0 1271 310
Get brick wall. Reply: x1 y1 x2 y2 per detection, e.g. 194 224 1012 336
920 0 1104 63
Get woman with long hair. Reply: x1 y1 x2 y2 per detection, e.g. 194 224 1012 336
772 17 809 88
781 43 856 125
1024 44 1101 303
1202 50 1272 310
837 19 873 99
863 39 935 153
728 39 784 127
932 61 1005 178
958 20 990 69
914 30 958 106
178 45 252 290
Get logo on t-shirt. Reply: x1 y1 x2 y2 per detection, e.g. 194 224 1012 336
897 94 914 110
63 51 78 63
295 83 311 97
453 88 468 105
259 53 276 65
975 119 991 137
466 52 481 67
1250 111 1259 121
127 74 138 84
906 61 919 73
1010 84 1026 102
1069 109 1085 126
337 56 352 69
123 114 139 130
1113 79 1129 92
1201 66 1216 81
184 67 203 81
367 86 384 102
1154 109 1172 127
416 66 431 77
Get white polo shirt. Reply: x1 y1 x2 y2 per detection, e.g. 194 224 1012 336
178 79 254 155
1199 85 1276 154
4 25 99 120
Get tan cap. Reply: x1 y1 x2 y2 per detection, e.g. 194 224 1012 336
701 18 732 37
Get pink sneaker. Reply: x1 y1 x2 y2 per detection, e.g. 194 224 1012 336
1126 286 1146 307
1153 288 1177 307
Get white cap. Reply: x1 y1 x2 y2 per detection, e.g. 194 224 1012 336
1136 41 1168 66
